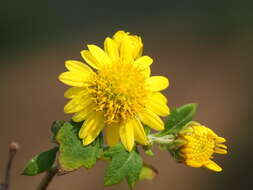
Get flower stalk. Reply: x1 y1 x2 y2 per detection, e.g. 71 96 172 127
36 165 58 190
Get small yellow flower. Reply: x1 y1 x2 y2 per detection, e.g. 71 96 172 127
59 31 170 151
179 123 227 172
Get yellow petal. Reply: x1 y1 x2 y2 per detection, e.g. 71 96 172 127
214 148 228 154
139 109 164 131
185 160 202 168
104 37 119 61
119 121 134 152
80 50 101 69
216 144 227 149
64 87 86 99
206 127 218 138
113 30 128 42
134 56 153 70
65 60 93 73
146 95 170 116
131 118 148 145
106 124 120 147
215 137 226 143
145 76 169 91
64 94 91 113
88 45 112 66
204 160 222 172
149 92 168 104
130 35 143 59
79 112 105 145
72 103 95 122
120 36 133 64
142 67 151 77
59 71 92 87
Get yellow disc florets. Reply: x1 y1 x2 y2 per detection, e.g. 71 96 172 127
179 123 227 172
89 62 148 124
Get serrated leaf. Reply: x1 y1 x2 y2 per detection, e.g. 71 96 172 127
22 147 58 176
56 121 102 171
104 144 143 188
162 103 197 135
139 163 158 181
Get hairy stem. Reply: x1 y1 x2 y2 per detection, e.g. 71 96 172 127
36 166 58 190
148 134 175 145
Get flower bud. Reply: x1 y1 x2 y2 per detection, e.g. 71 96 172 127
113 31 143 59
173 122 227 172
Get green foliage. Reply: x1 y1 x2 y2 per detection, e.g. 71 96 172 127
139 163 158 181
104 144 143 188
22 147 58 176
56 121 102 171
162 103 197 135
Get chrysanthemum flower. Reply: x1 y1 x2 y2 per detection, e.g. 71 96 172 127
179 123 227 172
59 31 170 151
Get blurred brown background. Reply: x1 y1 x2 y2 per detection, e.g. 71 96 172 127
0 0 252 189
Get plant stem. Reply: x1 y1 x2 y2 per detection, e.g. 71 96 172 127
36 166 58 190
0 142 19 190
148 134 175 145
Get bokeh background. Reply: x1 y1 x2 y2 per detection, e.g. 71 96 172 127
1 0 252 189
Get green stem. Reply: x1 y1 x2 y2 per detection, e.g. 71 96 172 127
36 166 58 190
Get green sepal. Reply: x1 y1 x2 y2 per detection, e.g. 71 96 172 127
168 148 185 162
51 120 65 141
143 125 151 135
139 163 158 181
167 139 186 150
179 121 202 134
161 103 197 135
56 121 103 172
22 147 58 176
104 144 143 188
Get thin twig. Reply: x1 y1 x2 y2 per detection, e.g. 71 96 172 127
36 166 58 190
0 142 19 190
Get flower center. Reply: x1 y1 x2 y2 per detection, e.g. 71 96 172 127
88 62 148 124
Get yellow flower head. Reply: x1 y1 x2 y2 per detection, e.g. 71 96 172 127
179 123 227 172
59 30 170 151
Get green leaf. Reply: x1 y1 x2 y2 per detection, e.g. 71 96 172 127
56 121 102 171
162 103 197 135
139 163 158 181
104 144 143 188
22 147 58 176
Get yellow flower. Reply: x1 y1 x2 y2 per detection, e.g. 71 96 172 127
59 31 170 151
179 123 227 172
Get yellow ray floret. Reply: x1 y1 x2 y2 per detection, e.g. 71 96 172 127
179 123 228 172
59 30 170 151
